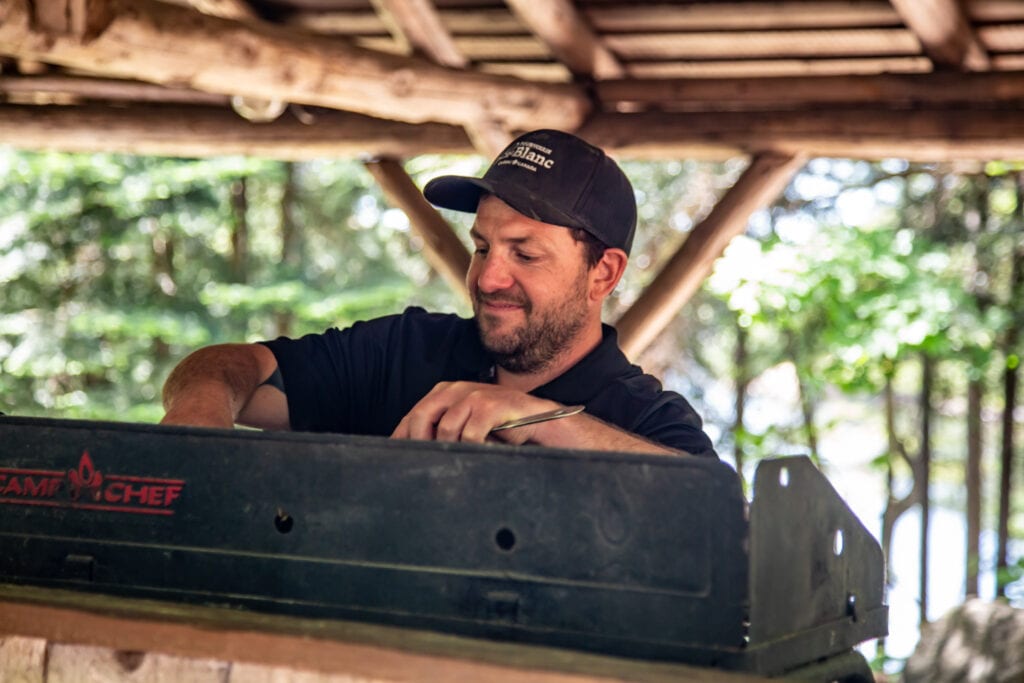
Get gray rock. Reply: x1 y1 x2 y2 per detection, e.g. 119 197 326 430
903 598 1024 683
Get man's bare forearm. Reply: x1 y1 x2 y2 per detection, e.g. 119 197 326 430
161 343 278 428
531 412 688 456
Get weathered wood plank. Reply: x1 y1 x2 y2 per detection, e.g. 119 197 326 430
46 644 228 683
604 28 920 59
623 56 930 79
587 1 901 31
0 636 46 683
0 585 769 683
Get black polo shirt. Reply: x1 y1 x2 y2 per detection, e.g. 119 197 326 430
260 307 716 457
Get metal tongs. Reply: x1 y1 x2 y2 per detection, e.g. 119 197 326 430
489 404 585 434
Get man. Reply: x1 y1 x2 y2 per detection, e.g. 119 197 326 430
161 129 715 457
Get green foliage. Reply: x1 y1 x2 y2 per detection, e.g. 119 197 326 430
0 149 460 420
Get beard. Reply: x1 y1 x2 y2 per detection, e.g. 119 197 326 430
474 272 590 374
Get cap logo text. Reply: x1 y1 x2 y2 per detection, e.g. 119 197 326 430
496 141 555 172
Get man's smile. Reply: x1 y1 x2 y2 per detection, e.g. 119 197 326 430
477 294 528 314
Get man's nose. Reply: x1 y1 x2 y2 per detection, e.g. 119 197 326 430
475 252 514 293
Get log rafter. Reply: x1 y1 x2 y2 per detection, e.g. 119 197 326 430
364 157 472 305
595 71 1024 111
186 0 258 23
0 103 474 159
6 104 1024 162
371 0 466 69
889 0 991 71
0 0 590 133
503 0 626 80
367 0 510 155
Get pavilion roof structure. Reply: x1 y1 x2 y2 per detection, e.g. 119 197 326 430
2 0 1023 355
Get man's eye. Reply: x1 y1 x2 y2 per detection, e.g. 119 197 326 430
474 246 489 255
516 252 537 263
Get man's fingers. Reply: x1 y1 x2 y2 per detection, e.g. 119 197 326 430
434 402 474 442
396 383 462 440
406 405 441 441
390 414 411 439
392 381 555 445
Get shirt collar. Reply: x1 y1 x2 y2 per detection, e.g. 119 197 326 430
532 324 632 404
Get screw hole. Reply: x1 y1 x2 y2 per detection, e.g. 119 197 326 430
846 592 858 622
778 467 790 487
495 527 516 551
274 508 294 534
833 528 844 555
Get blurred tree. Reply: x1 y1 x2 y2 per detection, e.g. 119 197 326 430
0 151 458 422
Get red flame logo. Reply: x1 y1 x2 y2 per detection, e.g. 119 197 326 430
67 451 104 501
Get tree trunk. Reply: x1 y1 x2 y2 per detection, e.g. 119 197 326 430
965 376 983 597
230 176 249 284
276 162 300 337
996 310 1019 598
785 330 820 463
996 171 1023 596
964 170 988 599
919 352 933 625
150 220 176 299
732 320 748 481
280 162 301 271
796 366 820 463
881 363 922 584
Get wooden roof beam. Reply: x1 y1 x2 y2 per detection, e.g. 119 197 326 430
371 0 466 68
889 0 991 70
7 104 1024 162
580 109 1024 161
614 153 807 360
586 1 902 31
595 71 1024 111
504 0 626 80
186 0 259 23
0 104 474 159
0 75 230 105
0 0 589 133
369 0 509 156
26 0 114 42
364 158 472 304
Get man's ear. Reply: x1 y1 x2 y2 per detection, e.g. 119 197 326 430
589 248 628 301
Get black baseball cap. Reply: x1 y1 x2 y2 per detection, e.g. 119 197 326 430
423 129 637 254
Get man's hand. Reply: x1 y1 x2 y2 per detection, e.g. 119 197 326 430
391 382 561 445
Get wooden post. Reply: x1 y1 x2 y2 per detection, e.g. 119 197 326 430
364 158 472 305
